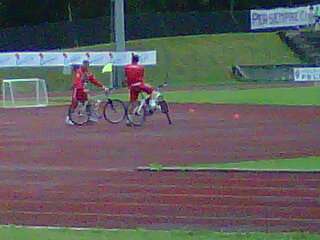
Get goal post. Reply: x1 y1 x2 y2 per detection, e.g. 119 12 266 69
2 78 48 108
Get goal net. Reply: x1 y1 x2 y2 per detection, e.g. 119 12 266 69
2 78 48 108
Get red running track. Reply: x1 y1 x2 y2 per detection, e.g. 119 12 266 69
0 104 320 231
0 168 319 231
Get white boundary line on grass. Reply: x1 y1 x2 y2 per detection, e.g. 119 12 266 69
137 166 320 173
1 165 319 173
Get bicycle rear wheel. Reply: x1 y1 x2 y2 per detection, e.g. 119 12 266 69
103 99 126 124
127 101 146 126
68 103 89 126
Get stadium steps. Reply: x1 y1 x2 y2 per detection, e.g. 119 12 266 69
279 31 320 64
232 31 320 82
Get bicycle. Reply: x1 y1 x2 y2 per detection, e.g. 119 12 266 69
68 88 126 126
127 82 172 126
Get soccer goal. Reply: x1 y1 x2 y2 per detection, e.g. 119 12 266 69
2 78 48 108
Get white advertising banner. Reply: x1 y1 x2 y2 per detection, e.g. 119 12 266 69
40 52 65 66
251 6 310 30
134 51 157 66
0 53 18 67
0 51 157 68
15 52 42 67
109 52 131 66
294 67 320 81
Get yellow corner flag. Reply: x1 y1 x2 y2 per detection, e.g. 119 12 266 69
102 63 113 73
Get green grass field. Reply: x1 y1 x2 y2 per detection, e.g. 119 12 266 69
2 85 318 107
32 86 319 107
165 156 320 172
163 86 320 105
0 226 319 240
0 32 300 92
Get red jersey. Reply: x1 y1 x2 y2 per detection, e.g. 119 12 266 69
73 68 103 90
124 64 144 87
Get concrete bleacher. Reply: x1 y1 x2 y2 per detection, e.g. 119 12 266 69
279 30 320 64
232 31 320 82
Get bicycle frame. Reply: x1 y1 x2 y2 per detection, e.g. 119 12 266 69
75 101 88 114
136 96 147 114
90 89 116 118
127 82 171 126
76 89 114 117
135 83 167 113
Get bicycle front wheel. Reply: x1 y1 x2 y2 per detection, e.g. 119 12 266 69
103 99 126 124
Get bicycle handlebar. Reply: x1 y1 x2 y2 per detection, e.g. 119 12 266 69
104 87 115 96
156 82 168 90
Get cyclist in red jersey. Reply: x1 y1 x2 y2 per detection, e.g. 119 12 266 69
124 54 159 126
65 60 108 125
124 54 159 106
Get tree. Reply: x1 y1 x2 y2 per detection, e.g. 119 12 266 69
0 1 8 27
230 0 238 24
0 0 319 29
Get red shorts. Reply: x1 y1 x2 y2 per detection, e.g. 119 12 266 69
129 83 154 102
72 88 88 103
